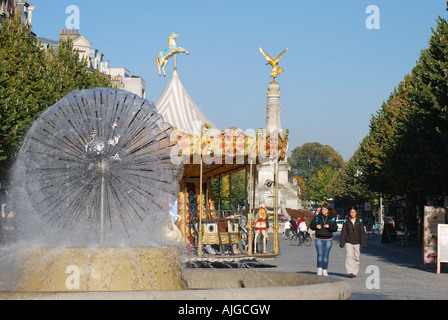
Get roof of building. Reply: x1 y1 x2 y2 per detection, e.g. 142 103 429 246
155 70 220 135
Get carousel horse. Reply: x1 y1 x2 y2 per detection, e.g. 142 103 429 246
156 33 189 77
254 207 269 254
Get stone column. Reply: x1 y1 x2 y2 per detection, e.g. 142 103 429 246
266 80 281 133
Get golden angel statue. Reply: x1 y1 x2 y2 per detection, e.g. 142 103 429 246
259 47 288 80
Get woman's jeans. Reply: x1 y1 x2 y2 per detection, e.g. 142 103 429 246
315 238 333 269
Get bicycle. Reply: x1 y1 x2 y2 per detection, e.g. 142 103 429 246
290 230 312 246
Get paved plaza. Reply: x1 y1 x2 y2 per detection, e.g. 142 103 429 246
265 232 448 300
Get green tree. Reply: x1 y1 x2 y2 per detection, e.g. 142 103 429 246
289 143 344 181
289 142 344 201
358 15 448 199
307 166 335 203
337 13 448 231
0 14 110 183
401 16 448 197
0 14 48 174
332 141 378 204
211 170 248 210
358 77 412 196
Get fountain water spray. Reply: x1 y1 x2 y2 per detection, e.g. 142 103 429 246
11 88 183 247
0 88 187 292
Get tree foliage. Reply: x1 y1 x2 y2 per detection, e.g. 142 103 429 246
331 139 377 204
307 166 335 203
211 170 248 209
289 142 344 202
291 175 308 201
0 14 111 182
335 14 448 206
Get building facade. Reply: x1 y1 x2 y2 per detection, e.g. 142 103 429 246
37 28 146 99
1 0 35 32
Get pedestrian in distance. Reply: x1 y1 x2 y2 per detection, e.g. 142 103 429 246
296 216 307 243
310 204 338 276
289 217 297 237
284 220 292 239
339 207 367 278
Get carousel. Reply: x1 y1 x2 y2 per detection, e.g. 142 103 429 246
155 34 289 262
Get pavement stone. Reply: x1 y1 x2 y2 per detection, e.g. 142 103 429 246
265 231 448 300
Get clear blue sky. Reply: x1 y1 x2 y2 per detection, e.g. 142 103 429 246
31 0 447 161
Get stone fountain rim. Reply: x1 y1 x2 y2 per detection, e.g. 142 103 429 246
0 269 351 300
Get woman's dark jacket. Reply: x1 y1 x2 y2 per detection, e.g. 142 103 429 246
339 218 367 247
310 213 338 240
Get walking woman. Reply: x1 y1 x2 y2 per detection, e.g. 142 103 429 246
310 204 338 276
339 207 367 278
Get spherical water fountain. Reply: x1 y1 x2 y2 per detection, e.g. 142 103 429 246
14 88 182 246
4 88 185 292
0 88 350 299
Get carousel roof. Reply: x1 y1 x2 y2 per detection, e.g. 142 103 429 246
155 71 220 135
154 70 288 180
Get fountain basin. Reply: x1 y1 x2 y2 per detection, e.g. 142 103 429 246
15 247 186 292
1 245 351 299
0 270 350 300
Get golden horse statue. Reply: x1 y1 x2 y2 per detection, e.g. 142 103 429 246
156 33 189 76
259 47 288 80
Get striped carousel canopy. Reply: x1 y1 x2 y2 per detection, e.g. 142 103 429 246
155 71 220 135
